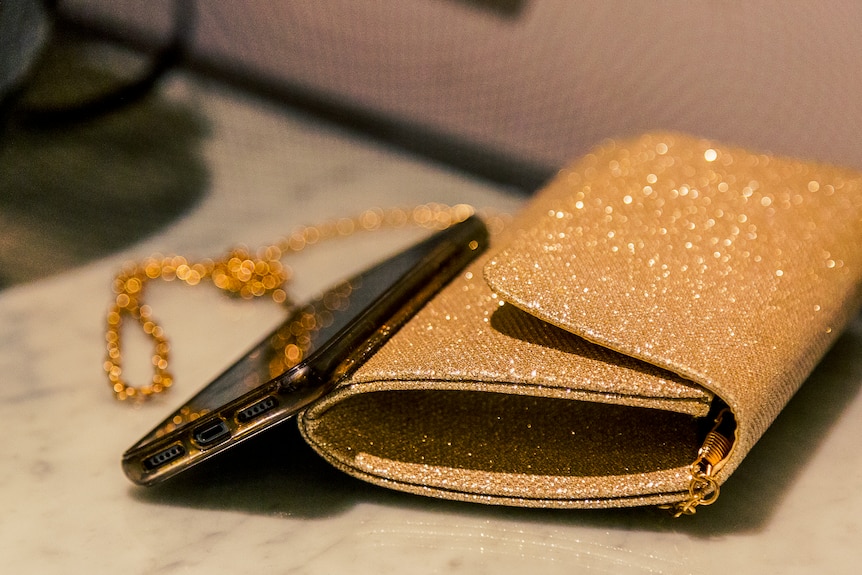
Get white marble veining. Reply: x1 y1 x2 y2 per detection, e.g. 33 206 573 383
1 76 861 574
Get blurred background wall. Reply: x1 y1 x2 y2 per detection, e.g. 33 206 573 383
58 0 862 190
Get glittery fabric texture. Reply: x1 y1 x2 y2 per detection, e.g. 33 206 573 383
299 133 862 508
485 133 862 485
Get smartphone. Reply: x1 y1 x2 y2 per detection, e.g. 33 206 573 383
122 215 489 486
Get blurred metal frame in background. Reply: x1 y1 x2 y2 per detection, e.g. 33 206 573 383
1 0 194 130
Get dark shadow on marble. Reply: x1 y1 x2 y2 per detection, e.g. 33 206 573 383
490 301 698 386
131 312 862 535
0 27 209 289
128 418 369 518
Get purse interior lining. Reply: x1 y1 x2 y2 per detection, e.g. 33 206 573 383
310 390 702 477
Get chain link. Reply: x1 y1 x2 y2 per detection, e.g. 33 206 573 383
662 466 721 517
660 407 733 516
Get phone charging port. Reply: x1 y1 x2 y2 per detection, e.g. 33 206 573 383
192 419 231 447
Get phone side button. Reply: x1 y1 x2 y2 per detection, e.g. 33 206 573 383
192 419 231 448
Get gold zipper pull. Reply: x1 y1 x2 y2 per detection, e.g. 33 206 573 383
663 407 735 517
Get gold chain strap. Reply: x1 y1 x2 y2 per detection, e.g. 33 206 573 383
663 466 722 517
104 203 494 401
660 407 733 516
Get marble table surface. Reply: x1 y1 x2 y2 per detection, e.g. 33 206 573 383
2 77 861 574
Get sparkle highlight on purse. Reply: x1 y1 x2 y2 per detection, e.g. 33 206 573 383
297 133 862 513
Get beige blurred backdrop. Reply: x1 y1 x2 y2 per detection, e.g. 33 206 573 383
62 0 862 182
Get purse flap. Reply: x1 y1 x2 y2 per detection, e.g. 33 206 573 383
484 133 862 472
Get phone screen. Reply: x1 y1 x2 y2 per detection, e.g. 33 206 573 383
130 277 358 446
123 215 489 485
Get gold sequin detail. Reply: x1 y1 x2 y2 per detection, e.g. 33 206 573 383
486 133 862 488
300 133 862 508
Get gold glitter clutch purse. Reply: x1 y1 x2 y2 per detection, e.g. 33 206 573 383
298 133 862 514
